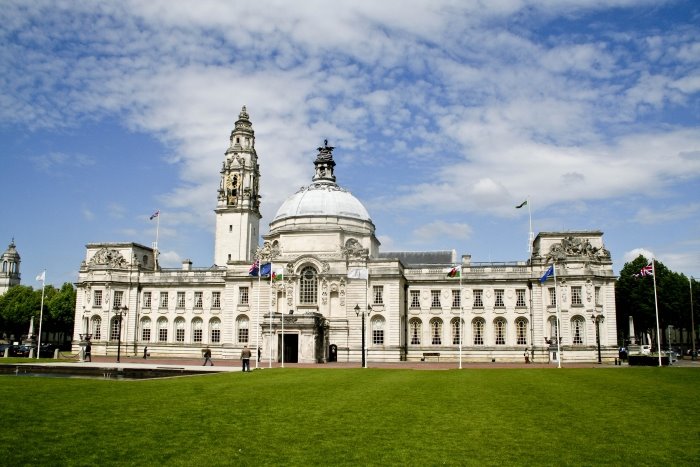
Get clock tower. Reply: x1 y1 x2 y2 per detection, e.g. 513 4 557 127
214 106 261 266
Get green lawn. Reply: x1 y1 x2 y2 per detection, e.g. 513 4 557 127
1 368 698 466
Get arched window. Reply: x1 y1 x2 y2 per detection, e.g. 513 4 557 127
430 318 442 345
192 318 203 343
91 316 102 341
141 317 151 342
571 316 585 345
473 318 485 345
210 318 221 343
110 317 121 341
299 266 318 304
409 318 422 345
515 318 528 345
237 315 249 344
157 317 168 342
174 317 186 342
494 318 506 345
372 316 385 345
548 317 559 343
451 317 463 345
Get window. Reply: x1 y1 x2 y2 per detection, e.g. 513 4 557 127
409 318 421 345
175 318 185 342
571 286 582 306
516 289 526 307
473 289 483 308
158 317 168 342
430 318 442 345
113 291 123 308
160 292 169 309
177 291 185 308
494 319 506 345
94 290 103 307
239 287 249 305
299 266 318 304
595 287 601 306
451 318 462 345
141 317 151 342
212 291 221 309
572 317 585 344
473 319 485 345
451 290 461 309
372 317 385 345
373 286 384 305
549 317 559 342
516 318 528 345
549 288 556 307
192 318 203 343
210 319 221 343
194 292 203 309
91 316 101 340
410 290 420 309
494 289 504 308
110 317 121 341
237 316 249 344
143 292 152 309
431 290 441 308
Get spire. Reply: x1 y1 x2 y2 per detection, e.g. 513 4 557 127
312 139 337 184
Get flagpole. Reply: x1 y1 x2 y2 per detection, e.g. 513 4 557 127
36 270 46 359
154 211 160 271
255 263 261 369
690 276 696 361
651 260 662 366
459 263 463 370
527 197 533 254
281 262 285 369
553 263 562 368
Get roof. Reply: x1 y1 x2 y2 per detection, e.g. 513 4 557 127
378 250 456 267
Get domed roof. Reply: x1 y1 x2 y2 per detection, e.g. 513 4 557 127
273 183 371 222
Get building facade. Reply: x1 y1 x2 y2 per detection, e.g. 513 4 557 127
0 239 21 295
72 107 618 363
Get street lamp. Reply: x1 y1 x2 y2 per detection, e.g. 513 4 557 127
591 313 604 364
113 305 128 363
355 303 372 368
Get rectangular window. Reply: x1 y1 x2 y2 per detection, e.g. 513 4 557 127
113 290 123 308
160 292 168 309
143 292 152 309
373 286 384 305
516 289 526 307
211 329 221 343
451 290 461 308
176 328 185 342
239 287 249 305
238 328 249 344
431 290 441 308
595 287 601 306
549 288 556 306
159 328 167 342
494 289 505 308
193 329 202 343
373 329 384 345
94 290 103 307
571 286 582 306
141 328 150 342
177 292 185 308
194 291 203 309
473 289 483 308
410 290 420 308
110 319 120 341
212 291 221 309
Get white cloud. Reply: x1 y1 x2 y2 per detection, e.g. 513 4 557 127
412 221 472 243
623 248 655 264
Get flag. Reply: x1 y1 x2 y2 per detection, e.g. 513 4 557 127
272 268 284 282
446 267 461 278
347 268 368 280
540 265 554 283
150 210 160 220
635 263 653 277
35 271 45 282
259 262 272 277
515 200 527 209
248 260 260 276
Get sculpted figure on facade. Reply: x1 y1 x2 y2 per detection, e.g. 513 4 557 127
341 238 368 260
545 236 611 263
89 248 129 269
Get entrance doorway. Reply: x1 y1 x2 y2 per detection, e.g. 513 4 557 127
278 333 298 363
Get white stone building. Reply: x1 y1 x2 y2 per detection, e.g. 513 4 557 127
0 240 21 295
72 107 618 364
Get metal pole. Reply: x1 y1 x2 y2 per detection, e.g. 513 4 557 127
690 276 696 361
117 311 123 363
361 311 366 368
596 317 602 364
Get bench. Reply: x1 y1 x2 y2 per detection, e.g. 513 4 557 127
421 352 441 362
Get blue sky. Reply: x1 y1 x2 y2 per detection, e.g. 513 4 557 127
1 0 699 287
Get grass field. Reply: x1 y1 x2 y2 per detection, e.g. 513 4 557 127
1 367 698 466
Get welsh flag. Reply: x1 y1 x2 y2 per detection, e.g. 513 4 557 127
446 267 461 278
272 268 284 282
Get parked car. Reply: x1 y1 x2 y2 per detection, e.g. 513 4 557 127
9 344 31 357
38 343 58 358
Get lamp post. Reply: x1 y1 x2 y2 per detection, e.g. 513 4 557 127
591 313 604 364
113 305 128 363
355 303 372 368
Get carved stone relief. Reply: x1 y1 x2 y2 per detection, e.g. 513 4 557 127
545 236 611 263
89 248 129 268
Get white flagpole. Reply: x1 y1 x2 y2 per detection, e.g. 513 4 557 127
281 262 285 369
36 270 46 359
527 197 534 254
553 263 562 368
459 264 463 369
652 260 662 366
269 272 273 369
255 262 261 369
690 276 696 361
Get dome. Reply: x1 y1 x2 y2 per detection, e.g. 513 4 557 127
273 183 371 222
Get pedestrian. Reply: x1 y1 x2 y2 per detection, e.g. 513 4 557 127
241 345 252 372
257 346 261 363
143 346 148 359
84 342 92 362
203 347 213 366
524 348 530 364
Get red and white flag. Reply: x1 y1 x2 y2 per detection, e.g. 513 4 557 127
149 210 160 220
635 263 653 277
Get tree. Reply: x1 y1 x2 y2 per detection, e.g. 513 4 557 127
45 282 76 341
0 285 40 341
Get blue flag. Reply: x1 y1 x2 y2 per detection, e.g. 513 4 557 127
540 265 554 283
260 262 272 277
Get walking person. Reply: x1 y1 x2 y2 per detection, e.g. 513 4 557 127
203 346 214 366
241 345 252 372
143 346 148 359
524 348 530 364
84 342 92 362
